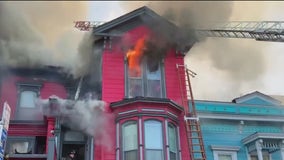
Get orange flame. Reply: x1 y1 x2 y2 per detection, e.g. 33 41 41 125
127 36 146 77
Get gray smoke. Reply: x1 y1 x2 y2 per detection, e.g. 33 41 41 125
0 1 96 78
37 95 112 148
118 2 269 100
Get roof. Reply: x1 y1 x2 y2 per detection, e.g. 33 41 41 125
232 91 281 106
93 6 196 54
110 96 184 111
94 6 178 36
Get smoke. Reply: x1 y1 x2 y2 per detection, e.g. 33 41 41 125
118 2 274 101
37 95 113 149
0 1 95 78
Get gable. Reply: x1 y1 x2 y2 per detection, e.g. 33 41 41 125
93 6 196 55
232 91 281 106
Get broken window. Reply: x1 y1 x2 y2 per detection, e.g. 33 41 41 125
126 57 164 98
5 136 46 155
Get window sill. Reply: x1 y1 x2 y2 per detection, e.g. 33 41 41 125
8 154 47 158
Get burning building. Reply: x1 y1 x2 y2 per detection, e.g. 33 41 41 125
0 6 197 160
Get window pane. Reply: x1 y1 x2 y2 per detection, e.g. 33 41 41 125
145 121 163 149
170 152 177 160
124 150 138 160
123 123 138 151
168 124 178 160
129 78 142 98
168 125 177 152
146 149 163 160
218 154 232 160
20 91 37 108
146 64 161 97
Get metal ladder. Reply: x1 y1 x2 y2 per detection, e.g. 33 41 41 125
176 64 206 160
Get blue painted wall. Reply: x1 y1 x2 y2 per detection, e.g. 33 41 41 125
192 92 284 160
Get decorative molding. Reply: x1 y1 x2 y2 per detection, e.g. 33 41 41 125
210 145 241 151
198 113 284 122
242 132 284 145
118 109 138 115
141 109 165 112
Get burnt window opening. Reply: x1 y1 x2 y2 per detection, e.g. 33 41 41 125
60 127 91 160
15 82 43 121
5 136 46 155
126 57 165 98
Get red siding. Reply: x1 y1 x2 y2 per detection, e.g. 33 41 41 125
100 23 190 160
164 52 185 106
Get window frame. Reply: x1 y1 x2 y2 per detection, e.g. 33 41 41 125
212 150 238 160
15 82 42 121
125 57 166 98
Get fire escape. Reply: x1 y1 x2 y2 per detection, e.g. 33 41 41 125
75 21 284 160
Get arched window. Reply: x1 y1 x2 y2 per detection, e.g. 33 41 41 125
122 121 138 160
144 120 164 160
168 123 179 160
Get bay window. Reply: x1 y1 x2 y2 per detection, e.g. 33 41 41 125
120 119 179 160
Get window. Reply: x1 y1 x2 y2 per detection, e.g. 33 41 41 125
16 83 42 120
168 123 178 160
60 128 89 160
213 151 237 160
144 120 164 160
122 122 138 160
5 136 45 155
120 119 180 160
126 57 164 98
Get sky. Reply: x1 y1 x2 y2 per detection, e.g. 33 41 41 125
88 1 284 102
1 1 284 102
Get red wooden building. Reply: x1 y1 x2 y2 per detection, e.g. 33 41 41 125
0 6 197 160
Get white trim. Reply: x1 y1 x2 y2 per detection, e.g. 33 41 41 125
177 126 182 160
141 109 165 112
118 109 138 115
167 111 178 118
198 113 284 122
211 145 240 151
116 123 119 160
139 118 143 160
165 119 169 160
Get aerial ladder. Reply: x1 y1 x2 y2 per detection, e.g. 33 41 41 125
74 21 284 160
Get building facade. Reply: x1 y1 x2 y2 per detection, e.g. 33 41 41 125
195 91 284 160
0 6 195 160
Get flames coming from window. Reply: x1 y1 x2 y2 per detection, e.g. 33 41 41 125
126 36 147 77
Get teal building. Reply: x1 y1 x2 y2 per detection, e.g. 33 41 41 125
195 91 284 160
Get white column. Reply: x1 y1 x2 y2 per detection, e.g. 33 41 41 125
116 123 119 160
280 140 284 160
139 118 143 160
255 139 263 160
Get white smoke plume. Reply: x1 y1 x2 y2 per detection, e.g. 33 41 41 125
37 95 113 149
